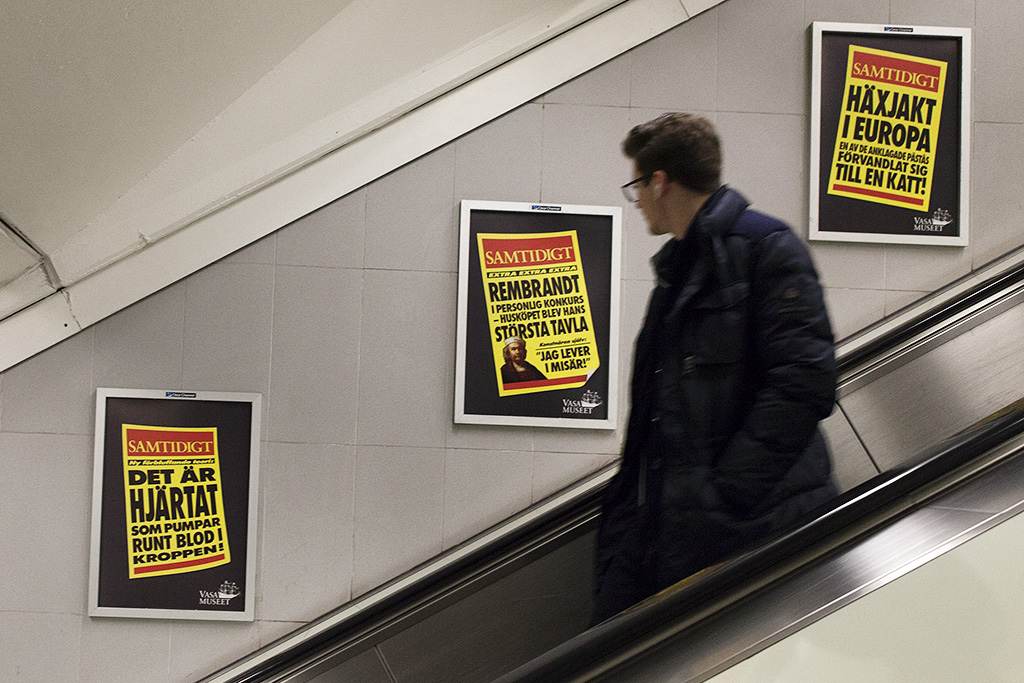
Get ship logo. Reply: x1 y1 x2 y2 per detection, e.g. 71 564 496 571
581 391 603 409
218 581 241 599
931 208 952 227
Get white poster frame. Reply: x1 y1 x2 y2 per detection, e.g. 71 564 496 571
455 200 621 429
88 388 261 621
809 22 971 246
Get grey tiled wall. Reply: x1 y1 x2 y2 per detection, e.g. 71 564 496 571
4 0 1024 680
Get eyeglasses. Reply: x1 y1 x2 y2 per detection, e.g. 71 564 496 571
621 173 652 203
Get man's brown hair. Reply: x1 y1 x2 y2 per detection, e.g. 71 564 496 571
622 113 721 193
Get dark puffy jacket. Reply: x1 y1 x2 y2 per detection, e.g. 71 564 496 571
596 186 836 601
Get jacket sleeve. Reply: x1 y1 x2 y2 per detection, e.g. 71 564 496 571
709 227 836 514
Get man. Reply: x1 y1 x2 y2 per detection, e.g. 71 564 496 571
500 336 547 385
593 113 837 622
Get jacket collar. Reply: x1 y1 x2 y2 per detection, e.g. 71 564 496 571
651 186 750 318
696 185 749 239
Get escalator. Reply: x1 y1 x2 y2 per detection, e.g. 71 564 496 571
496 403 1024 681
199 245 1024 683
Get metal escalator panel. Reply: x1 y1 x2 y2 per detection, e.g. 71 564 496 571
823 243 1024 492
287 531 597 683
219 401 1024 683
836 301 1024 473
349 532 594 683
199 468 612 683
575 430 1024 683
702 494 1024 682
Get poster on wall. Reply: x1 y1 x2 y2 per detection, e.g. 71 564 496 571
455 200 621 429
88 389 260 620
810 22 971 246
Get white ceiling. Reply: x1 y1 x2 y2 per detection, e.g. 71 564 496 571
0 0 355 248
0 0 718 370
0 0 569 293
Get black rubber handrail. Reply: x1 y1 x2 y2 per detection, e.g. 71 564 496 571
493 405 1024 683
204 245 1024 683
835 244 1024 374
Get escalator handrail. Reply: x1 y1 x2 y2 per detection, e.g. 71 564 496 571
493 406 1024 683
202 244 1024 683
834 242 1024 374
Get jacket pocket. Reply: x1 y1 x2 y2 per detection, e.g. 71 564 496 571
691 281 748 366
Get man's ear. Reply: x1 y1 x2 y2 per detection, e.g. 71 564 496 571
651 169 667 195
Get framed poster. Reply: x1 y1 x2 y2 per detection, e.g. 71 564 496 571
455 200 621 429
810 22 971 246
88 388 260 620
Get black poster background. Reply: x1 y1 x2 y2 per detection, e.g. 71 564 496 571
461 209 613 422
97 396 253 613
816 30 964 239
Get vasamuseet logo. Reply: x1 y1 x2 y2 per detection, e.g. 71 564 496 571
563 391 603 415
200 581 241 606
913 207 953 233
